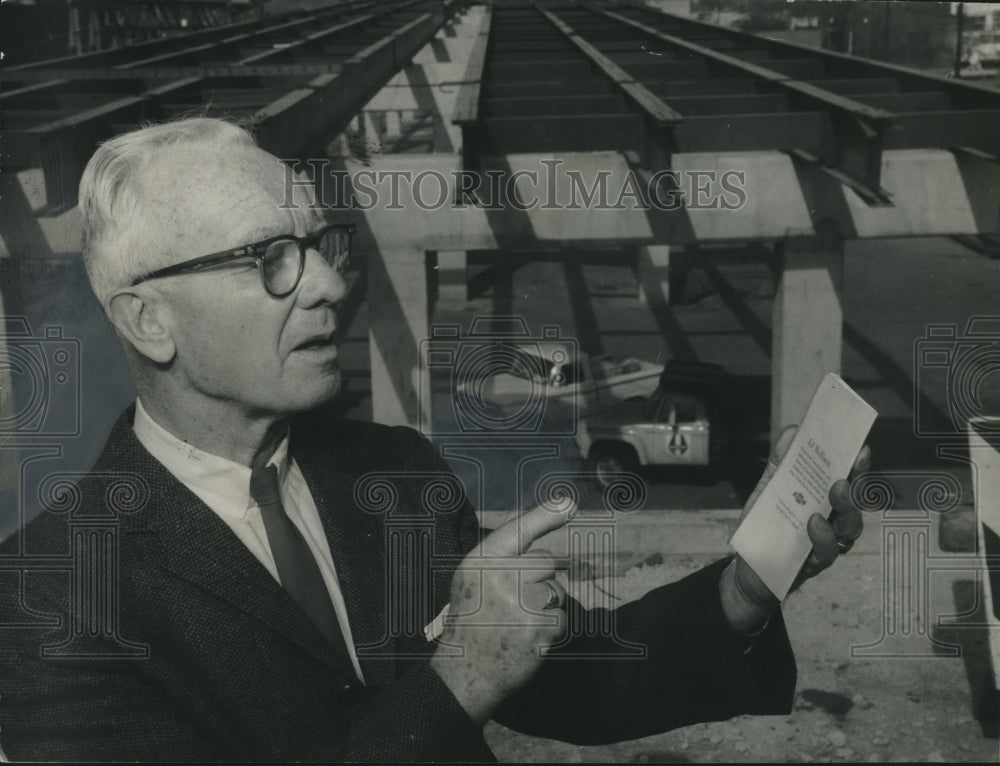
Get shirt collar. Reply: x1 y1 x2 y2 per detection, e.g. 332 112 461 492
132 398 292 518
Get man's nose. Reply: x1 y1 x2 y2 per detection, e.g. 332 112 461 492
296 247 348 306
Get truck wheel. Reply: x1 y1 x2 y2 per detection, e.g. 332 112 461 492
588 445 639 488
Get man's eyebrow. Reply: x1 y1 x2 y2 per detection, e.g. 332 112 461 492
308 221 331 235
239 214 327 242
308 209 331 229
239 226 286 243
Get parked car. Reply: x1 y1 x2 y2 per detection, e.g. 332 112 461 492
454 348 664 414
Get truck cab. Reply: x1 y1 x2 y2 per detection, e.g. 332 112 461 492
575 361 768 487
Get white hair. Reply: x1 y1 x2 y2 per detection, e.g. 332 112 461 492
78 117 258 306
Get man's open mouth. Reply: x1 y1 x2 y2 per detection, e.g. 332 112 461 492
295 334 336 351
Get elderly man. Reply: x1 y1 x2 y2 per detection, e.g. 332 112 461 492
0 118 867 761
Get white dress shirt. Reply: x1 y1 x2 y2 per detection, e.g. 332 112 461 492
132 399 364 683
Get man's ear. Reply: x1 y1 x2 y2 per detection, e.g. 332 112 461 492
105 289 176 364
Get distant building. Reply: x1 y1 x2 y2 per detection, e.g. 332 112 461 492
689 0 961 71
828 1 954 69
72 0 252 53
961 3 1000 73
3 0 253 61
958 2 1000 31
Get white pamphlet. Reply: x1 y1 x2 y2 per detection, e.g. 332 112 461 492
729 372 877 600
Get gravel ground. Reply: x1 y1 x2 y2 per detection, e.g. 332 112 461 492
483 548 999 763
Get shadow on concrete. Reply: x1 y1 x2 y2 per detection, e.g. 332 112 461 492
563 261 605 357
466 255 526 305
700 258 772 357
625 248 698 362
430 37 450 63
795 689 855 722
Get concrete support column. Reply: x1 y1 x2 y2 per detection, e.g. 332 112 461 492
68 4 82 55
385 110 402 139
436 250 467 305
637 244 670 308
771 227 844 443
360 112 378 143
367 249 430 431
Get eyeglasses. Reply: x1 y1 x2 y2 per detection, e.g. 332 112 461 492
131 222 357 298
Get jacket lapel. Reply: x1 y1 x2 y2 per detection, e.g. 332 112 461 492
106 410 359 682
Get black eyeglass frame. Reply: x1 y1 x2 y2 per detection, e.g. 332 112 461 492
131 222 357 298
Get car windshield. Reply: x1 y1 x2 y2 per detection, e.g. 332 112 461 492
674 396 697 423
508 351 581 387
641 391 699 423
641 392 663 421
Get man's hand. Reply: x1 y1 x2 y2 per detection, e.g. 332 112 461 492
430 503 573 725
720 426 871 635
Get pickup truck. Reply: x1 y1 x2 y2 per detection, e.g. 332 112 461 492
574 360 770 486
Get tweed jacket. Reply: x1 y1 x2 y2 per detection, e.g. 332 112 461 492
0 406 796 761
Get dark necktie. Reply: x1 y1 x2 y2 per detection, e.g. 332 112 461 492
249 463 355 673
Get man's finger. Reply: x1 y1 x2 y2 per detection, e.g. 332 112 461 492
805 513 839 572
479 503 575 558
520 548 564 583
849 444 872 481
525 547 558 560
829 479 864 542
772 425 798 465
522 556 557 584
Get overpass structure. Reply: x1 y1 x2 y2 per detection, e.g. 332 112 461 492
2 0 461 211
3 0 1000 443
65 0 253 55
343 0 1000 439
